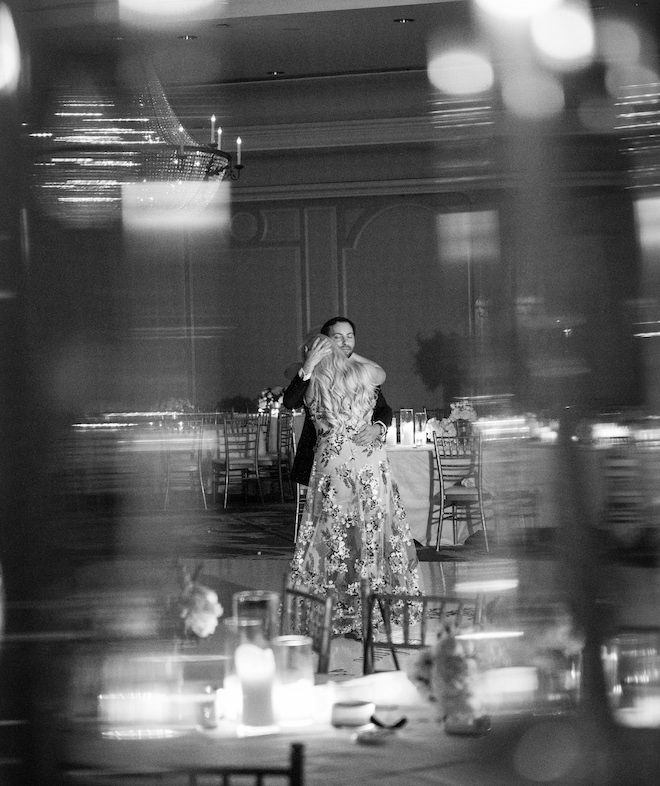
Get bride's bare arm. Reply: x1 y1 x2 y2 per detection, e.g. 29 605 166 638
349 352 386 385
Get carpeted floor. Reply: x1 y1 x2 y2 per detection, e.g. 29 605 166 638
35 499 556 683
46 500 520 563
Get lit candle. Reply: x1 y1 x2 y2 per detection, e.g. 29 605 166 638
386 417 397 445
217 126 222 150
480 667 538 710
273 679 315 727
399 409 414 446
234 643 275 729
210 114 216 143
414 412 427 446
236 136 242 166
178 125 184 156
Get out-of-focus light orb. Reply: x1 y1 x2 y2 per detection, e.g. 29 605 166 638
513 720 581 782
531 5 595 65
576 95 617 133
0 4 20 95
605 63 660 98
475 0 560 21
597 17 641 65
427 50 494 95
119 0 218 15
502 72 565 118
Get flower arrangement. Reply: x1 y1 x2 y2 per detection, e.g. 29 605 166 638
449 400 477 423
427 400 477 439
258 386 284 412
159 397 196 413
407 610 584 733
407 626 490 735
426 417 456 438
176 563 224 639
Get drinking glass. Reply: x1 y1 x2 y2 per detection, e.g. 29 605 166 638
272 635 315 727
600 631 660 727
232 590 280 641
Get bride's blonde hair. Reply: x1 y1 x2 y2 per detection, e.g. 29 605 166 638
305 335 376 428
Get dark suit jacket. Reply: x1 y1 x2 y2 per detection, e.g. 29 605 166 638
282 371 393 486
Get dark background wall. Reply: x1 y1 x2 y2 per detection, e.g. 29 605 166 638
24 57 643 417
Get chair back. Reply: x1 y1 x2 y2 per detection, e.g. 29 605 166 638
362 589 483 675
259 409 273 453
162 419 207 509
281 581 334 674
433 433 480 487
223 414 260 463
278 410 296 464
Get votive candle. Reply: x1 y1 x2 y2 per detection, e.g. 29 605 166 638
400 409 414 446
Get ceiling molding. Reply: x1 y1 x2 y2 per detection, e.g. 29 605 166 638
230 176 495 202
222 0 457 17
191 116 437 151
230 169 626 203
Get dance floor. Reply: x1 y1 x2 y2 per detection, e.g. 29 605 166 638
16 495 654 695
47 498 536 562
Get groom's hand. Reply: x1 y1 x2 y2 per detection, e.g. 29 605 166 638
354 423 382 446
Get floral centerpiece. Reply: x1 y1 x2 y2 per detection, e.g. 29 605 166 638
408 611 583 734
427 400 477 439
258 386 284 413
171 562 224 640
408 627 490 735
159 397 197 413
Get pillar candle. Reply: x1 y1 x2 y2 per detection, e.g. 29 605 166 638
234 643 275 728
386 417 397 445
400 409 414 445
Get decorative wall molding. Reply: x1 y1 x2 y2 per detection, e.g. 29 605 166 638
231 176 495 203
212 116 436 151
230 170 624 203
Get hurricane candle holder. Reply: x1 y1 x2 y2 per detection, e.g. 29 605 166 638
386 416 397 445
400 409 414 446
232 590 280 641
414 412 427 446
272 635 315 727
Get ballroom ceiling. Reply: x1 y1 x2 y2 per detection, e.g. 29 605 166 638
19 1 660 87
19 1 473 86
16 1 660 163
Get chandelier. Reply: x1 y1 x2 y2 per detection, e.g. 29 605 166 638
30 56 242 228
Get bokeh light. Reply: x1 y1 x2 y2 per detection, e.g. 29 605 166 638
531 5 595 66
597 17 642 65
119 0 220 16
501 71 565 118
475 0 560 22
513 720 581 782
0 3 20 95
576 95 617 133
605 63 660 99
427 49 494 95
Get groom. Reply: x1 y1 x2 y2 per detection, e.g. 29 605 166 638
282 316 393 487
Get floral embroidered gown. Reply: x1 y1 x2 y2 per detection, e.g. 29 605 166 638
290 392 421 636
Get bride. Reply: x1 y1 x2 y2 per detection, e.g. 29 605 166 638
289 334 421 637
